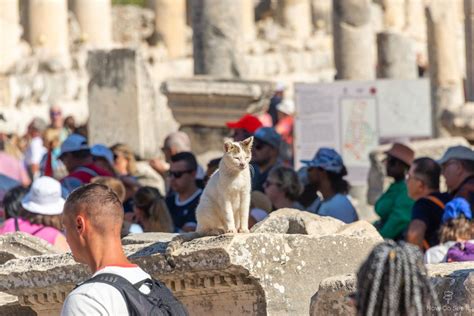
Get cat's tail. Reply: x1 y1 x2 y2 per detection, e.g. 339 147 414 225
165 229 225 268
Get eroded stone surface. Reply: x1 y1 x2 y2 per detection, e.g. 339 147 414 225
0 211 382 315
311 262 474 316
0 232 59 264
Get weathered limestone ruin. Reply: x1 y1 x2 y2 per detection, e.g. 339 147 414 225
377 31 418 79
147 0 187 58
332 0 375 80
87 48 177 159
277 0 313 39
310 262 474 315
70 0 113 48
0 210 382 315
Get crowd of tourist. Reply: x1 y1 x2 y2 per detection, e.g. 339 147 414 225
1 89 474 314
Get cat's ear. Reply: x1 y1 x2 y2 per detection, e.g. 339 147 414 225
224 141 233 153
241 136 254 150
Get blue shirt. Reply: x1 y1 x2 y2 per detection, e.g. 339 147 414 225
315 193 358 224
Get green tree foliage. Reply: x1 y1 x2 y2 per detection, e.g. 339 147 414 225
112 0 146 6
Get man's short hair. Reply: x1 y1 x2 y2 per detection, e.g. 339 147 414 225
413 157 441 190
171 151 197 171
164 131 191 152
64 183 123 233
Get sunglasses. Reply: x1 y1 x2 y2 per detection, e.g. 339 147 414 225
168 170 193 178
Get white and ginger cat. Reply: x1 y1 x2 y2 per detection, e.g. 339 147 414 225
165 136 253 266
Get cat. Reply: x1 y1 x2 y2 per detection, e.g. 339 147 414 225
165 136 253 267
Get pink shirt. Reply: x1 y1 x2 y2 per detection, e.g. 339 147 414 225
0 217 62 245
0 152 30 185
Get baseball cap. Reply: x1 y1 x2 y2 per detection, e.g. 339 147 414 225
385 143 414 166
21 176 65 216
276 99 295 116
442 197 472 223
226 114 263 134
301 147 346 174
91 144 114 166
437 145 474 165
59 133 89 157
254 127 281 149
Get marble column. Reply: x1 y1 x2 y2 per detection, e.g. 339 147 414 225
191 0 244 77
465 0 474 101
333 0 375 80
27 0 70 66
147 0 187 58
277 0 312 38
377 31 418 79
426 0 464 136
0 0 22 73
70 0 112 48
241 0 256 42
375 0 406 31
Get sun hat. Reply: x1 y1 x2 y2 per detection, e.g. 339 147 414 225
59 133 89 158
225 114 263 134
21 176 65 215
300 147 345 174
91 144 114 166
385 143 414 166
254 127 281 149
276 99 295 116
437 146 474 165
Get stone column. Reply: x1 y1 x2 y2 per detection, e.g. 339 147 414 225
377 31 418 79
311 0 332 33
27 0 69 66
375 0 406 32
191 0 244 77
241 0 256 42
405 0 426 40
70 0 112 48
426 0 464 136
0 0 22 73
147 0 187 59
465 0 474 101
333 0 375 80
277 0 312 38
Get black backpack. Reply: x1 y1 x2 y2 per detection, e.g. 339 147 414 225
77 273 188 316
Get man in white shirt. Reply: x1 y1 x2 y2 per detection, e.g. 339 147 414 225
25 117 47 179
61 184 169 315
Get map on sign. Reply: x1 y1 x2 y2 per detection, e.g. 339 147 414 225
340 97 378 167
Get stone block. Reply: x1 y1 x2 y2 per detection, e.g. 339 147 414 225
161 77 274 127
87 48 177 159
0 232 59 264
367 137 470 205
311 262 474 316
0 209 382 315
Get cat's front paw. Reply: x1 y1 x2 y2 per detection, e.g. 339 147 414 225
238 228 249 233
225 228 237 234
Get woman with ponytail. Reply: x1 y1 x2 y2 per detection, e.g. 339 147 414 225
133 186 174 232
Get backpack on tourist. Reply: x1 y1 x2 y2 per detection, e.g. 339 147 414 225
77 273 188 316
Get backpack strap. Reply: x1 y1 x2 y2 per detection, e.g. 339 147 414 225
424 195 445 210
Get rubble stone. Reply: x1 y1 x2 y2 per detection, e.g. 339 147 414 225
0 209 382 315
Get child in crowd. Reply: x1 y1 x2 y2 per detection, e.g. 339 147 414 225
424 197 474 264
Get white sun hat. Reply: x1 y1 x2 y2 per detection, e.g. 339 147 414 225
21 176 65 215
276 99 295 116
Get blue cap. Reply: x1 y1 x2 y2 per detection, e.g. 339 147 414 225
59 134 89 157
91 144 114 166
301 147 345 174
254 127 281 149
442 197 472 223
